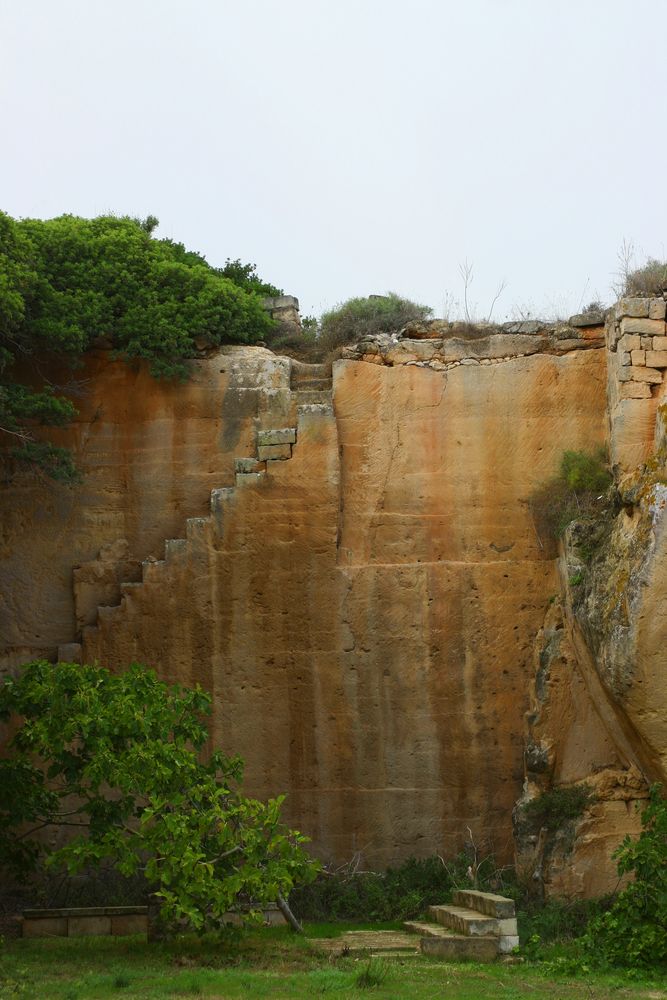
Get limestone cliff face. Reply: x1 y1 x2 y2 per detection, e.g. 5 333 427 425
1 327 608 869
513 297 667 898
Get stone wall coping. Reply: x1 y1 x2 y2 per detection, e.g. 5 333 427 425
23 905 148 918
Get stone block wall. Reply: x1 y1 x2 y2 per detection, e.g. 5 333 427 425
607 296 667 470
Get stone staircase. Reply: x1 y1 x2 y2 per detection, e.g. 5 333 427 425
290 359 333 406
75 395 335 654
404 890 519 961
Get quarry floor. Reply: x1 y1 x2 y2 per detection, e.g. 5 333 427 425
1 925 666 999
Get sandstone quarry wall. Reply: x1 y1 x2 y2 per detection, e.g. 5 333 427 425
1 327 611 869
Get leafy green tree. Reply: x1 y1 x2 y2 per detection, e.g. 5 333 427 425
0 212 277 479
218 258 283 298
584 785 667 966
0 660 317 932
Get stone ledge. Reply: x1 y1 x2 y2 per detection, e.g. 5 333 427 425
257 428 296 446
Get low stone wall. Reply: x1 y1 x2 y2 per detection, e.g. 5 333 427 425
21 903 287 938
22 906 148 938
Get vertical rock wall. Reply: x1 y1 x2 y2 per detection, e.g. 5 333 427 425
73 339 608 867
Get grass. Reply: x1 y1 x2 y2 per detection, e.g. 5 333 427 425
1 925 667 1000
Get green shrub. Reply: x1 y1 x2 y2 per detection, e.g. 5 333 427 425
528 448 613 545
0 212 277 478
584 784 667 967
624 258 667 297
519 897 611 947
522 785 593 833
290 852 515 922
319 293 432 352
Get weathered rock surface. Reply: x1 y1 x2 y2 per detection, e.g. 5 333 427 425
4 323 660 883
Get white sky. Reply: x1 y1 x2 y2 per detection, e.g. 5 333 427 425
1 0 666 320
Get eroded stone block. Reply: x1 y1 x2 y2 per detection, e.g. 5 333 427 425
58 643 82 664
645 351 667 368
68 915 112 936
649 298 667 320
258 443 291 461
615 297 651 319
111 914 148 936
620 317 666 337
630 367 662 384
620 382 652 398
618 334 640 353
257 428 296 446
22 917 68 938
631 350 646 366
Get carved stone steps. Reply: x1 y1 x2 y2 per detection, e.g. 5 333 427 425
404 921 499 961
403 891 519 959
81 407 320 645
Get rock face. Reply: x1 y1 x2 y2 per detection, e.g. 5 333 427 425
1 331 608 871
512 297 667 896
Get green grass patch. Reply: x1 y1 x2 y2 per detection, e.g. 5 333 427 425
1 927 667 999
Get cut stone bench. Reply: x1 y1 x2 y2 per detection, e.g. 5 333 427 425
22 906 148 938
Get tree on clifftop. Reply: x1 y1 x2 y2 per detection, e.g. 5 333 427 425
0 212 277 480
0 660 317 932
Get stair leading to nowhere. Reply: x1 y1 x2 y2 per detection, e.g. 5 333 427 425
404 889 518 960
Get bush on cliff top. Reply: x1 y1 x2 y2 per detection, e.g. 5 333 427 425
318 293 432 352
0 212 277 479
624 258 667 297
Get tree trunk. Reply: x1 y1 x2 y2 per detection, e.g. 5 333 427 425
276 893 303 934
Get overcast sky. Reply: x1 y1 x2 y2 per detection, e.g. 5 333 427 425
2 0 666 319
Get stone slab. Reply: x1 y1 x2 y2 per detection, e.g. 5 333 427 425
111 914 148 936
317 930 419 954
256 427 296 446
499 935 520 954
68 915 112 936
421 934 498 961
646 351 667 368
57 643 82 664
621 317 666 337
615 297 651 319
620 382 652 399
234 457 264 474
630 367 663 384
22 917 68 938
428 904 499 936
258 443 291 461
568 311 605 328
618 334 640 353
452 889 516 919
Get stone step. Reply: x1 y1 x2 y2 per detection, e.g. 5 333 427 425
420 933 498 962
234 457 266 475
290 361 331 380
427 904 499 937
295 389 332 405
186 517 209 542
405 920 499 961
451 889 516 920
291 377 332 390
257 427 296 447
403 920 452 938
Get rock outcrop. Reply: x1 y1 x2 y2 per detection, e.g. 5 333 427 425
1 323 609 872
